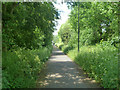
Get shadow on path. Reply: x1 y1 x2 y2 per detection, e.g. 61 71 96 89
37 46 101 88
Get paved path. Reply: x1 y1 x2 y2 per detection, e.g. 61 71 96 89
37 46 101 88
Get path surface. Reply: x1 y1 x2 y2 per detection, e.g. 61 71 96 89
37 46 101 88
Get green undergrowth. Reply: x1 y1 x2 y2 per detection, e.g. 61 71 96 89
2 47 52 88
56 43 74 54
57 43 119 88
62 45 74 54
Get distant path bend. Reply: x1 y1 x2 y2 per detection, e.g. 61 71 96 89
37 45 101 88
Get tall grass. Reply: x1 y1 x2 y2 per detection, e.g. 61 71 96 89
2 47 52 88
68 45 118 88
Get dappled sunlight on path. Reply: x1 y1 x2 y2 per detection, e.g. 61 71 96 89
37 46 101 88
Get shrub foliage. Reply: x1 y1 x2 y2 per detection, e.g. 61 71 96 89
2 47 52 88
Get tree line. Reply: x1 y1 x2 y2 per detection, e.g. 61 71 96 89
58 2 119 47
2 2 59 51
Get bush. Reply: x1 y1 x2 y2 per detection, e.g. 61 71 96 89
67 48 78 60
62 45 74 54
59 44 64 50
68 45 118 88
110 36 119 48
55 43 64 50
2 47 51 88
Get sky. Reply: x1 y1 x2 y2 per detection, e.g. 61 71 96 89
53 1 71 36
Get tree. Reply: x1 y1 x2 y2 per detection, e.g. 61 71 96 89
67 2 119 46
2 2 59 51
58 20 72 45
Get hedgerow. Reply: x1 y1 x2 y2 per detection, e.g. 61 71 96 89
67 44 118 88
2 47 51 88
